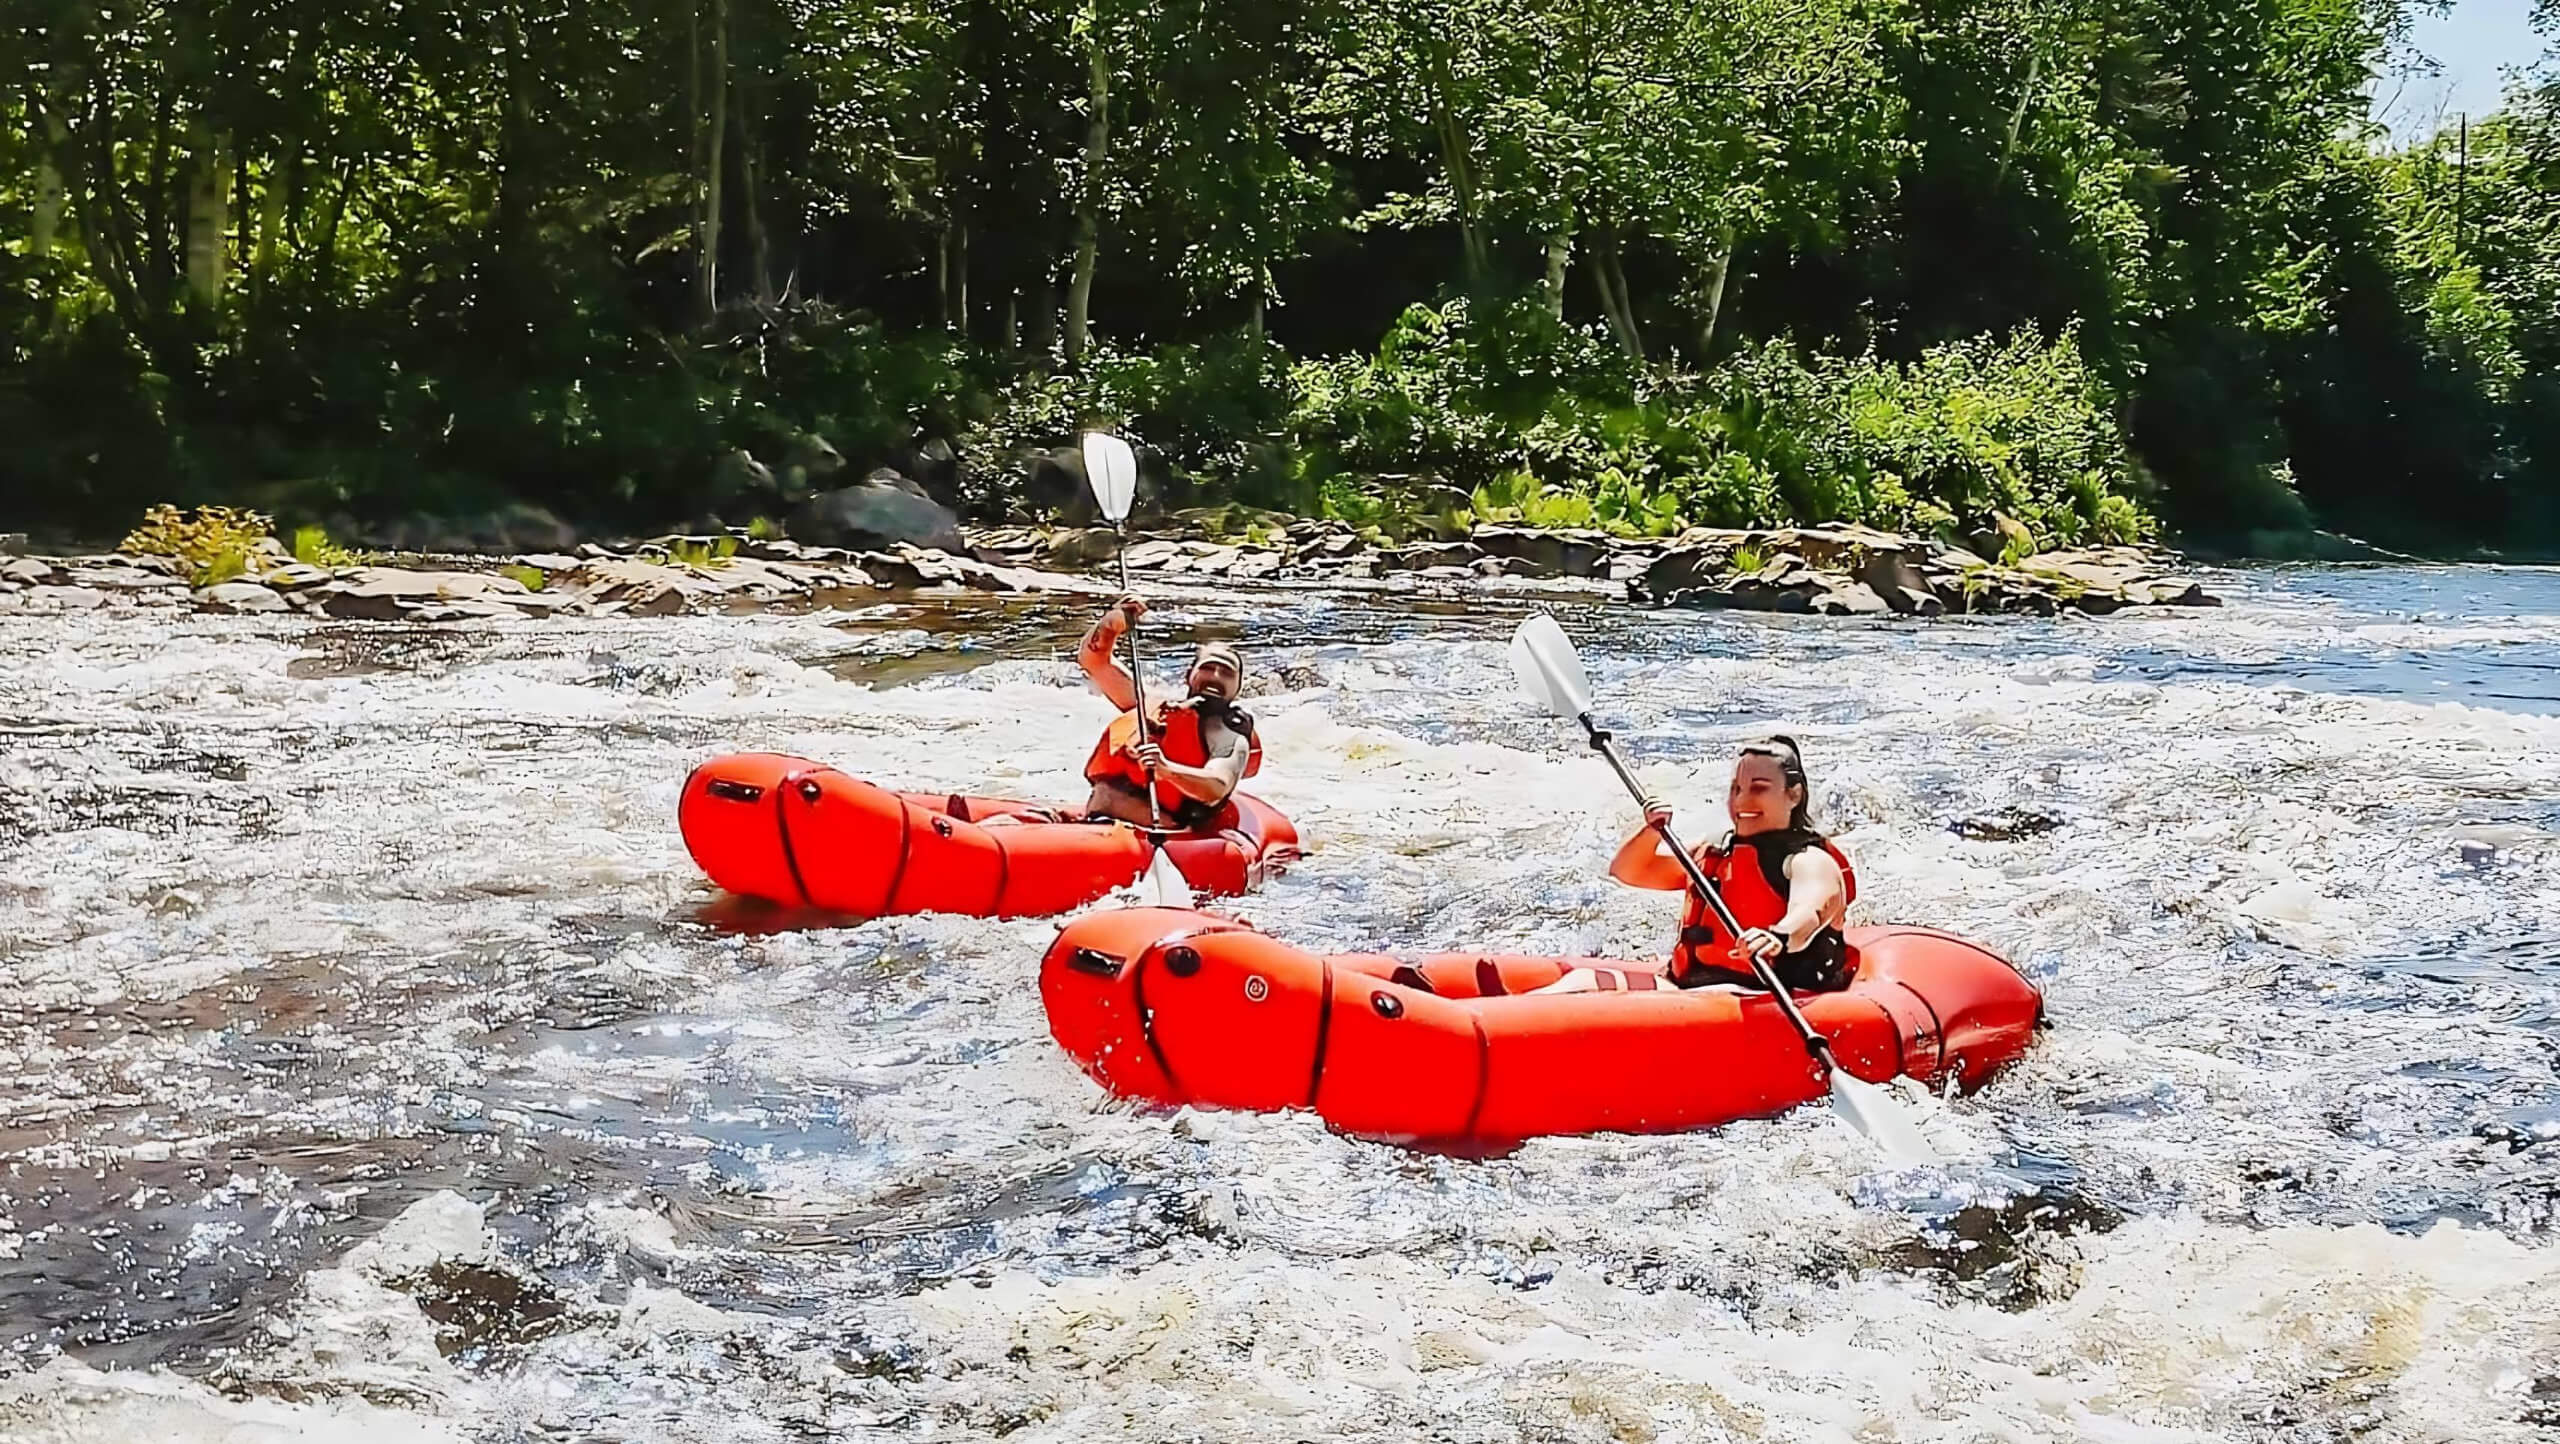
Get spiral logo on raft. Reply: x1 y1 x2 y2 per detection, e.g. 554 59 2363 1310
1244 975 1269 1003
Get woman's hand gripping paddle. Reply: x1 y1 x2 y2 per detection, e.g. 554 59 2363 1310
1507 612 1936 1163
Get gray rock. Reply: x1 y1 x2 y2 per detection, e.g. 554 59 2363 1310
1637 542 1741 602
260 563 335 591
1605 550 1655 584
1380 540 1484 572
855 545 1109 596
789 477 967 553
1950 808 2064 841
68 562 184 591
318 567 520 620
1227 549 1284 580
1853 548 1944 616
488 503 579 553
1964 511 2037 562
1122 538 1183 570
198 581 289 613
1 558 52 585
0 533 28 555
1172 545 1244 576
712 448 779 504
1044 527 1123 569
1814 579 1891 616
1297 532 1367 562
780 432 848 496
502 589 579 616
1471 526 1610 578
408 598 526 623
572 558 714 616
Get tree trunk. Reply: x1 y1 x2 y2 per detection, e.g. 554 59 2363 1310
1064 0 1109 363
232 144 250 286
33 88 142 323
1544 222 1573 321
1420 39 1487 285
315 152 360 291
253 138 299 297
1608 248 1643 360
1996 48 2042 184
73 79 151 329
697 0 728 324
1248 275 1266 342
735 80 773 304
1593 240 1643 359
1696 225 1733 360
1004 289 1020 352
935 224 950 327
143 85 176 306
182 121 228 309
953 218 969 334
33 154 65 258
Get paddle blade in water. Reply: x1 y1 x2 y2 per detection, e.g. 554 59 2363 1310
1139 846 1195 910
1509 612 1594 721
1827 1068 1939 1165
1081 432 1140 523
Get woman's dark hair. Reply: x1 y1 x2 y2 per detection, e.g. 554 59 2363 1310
1735 734 1812 830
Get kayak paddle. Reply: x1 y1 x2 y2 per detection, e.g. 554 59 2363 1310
1080 431 1195 910
1507 611 1937 1163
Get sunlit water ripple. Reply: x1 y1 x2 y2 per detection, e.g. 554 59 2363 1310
2 564 2557 1442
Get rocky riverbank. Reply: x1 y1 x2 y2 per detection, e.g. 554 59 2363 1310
0 517 2216 622
984 515 2218 617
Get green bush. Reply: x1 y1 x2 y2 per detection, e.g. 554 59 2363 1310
1277 300 2149 543
119 504 273 587
291 524 364 568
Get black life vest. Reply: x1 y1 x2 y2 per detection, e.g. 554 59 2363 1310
1670 829 1857 992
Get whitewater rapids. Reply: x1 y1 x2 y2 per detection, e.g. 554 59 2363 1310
2 567 2556 1441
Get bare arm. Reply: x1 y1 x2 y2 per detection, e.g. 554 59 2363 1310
1607 803 1692 891
1076 597 1142 712
1136 719 1247 803
1769 848 1846 951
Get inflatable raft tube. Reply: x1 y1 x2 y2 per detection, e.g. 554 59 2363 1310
680 753 1299 918
1042 908 2041 1144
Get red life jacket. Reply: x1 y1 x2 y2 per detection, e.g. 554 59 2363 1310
1670 829 1857 985
1083 696 1262 829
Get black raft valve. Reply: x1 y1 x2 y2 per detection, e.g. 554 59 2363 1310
1163 945 1202 978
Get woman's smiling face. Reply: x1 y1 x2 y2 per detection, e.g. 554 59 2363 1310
1728 751 1800 836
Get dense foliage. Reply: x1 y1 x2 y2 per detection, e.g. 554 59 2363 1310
2 0 2555 549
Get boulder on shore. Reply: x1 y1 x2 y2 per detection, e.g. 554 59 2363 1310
788 471 968 553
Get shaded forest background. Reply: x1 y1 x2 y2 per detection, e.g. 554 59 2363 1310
4 0 2558 553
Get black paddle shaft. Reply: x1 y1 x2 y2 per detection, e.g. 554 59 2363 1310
1578 715 1836 1064
1112 522 1165 833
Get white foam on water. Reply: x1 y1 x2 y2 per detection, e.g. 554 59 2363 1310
3 572 2557 1441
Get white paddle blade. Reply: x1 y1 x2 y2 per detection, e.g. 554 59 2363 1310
1081 432 1140 523
1139 846 1196 910
1828 1069 1939 1165
1509 612 1593 720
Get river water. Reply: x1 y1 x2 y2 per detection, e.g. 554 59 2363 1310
1 564 2556 1442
